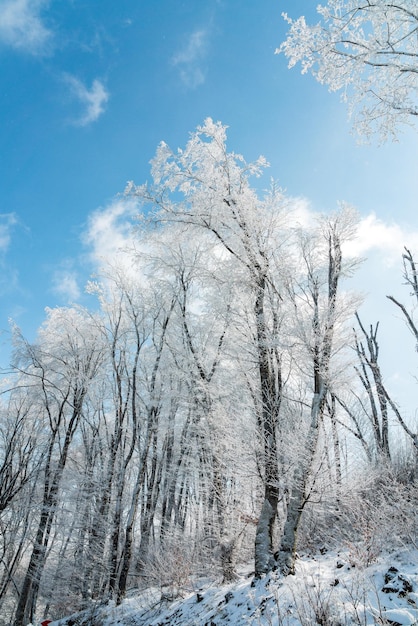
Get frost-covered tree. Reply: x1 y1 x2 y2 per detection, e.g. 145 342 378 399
127 118 291 577
277 207 359 574
0 386 44 616
279 1 418 139
81 261 179 604
12 308 105 626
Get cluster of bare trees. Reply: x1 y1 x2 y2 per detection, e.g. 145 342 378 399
0 121 417 626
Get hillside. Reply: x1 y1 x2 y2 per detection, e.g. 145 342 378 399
52 548 418 626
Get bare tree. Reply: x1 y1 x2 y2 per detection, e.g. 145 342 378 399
353 314 391 460
383 247 418 451
387 247 418 346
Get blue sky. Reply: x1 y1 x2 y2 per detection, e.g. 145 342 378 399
1 0 418 410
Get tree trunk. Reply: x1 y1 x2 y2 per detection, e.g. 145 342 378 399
14 397 83 626
354 314 391 460
277 222 343 575
254 276 281 577
277 386 324 575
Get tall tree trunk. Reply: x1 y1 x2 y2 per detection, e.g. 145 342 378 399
277 221 343 575
277 382 325 575
254 276 281 577
14 398 83 626
116 405 157 604
329 394 342 492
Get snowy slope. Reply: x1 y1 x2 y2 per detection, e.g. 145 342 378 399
52 549 418 626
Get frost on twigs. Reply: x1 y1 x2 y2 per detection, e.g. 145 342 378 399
278 1 418 140
125 117 271 227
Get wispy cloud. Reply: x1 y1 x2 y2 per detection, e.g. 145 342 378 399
172 29 208 88
0 213 20 297
65 75 109 126
51 264 81 303
0 0 52 54
0 213 18 254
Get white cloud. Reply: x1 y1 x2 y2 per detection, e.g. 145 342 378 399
65 75 109 126
51 201 137 303
83 199 138 267
344 213 418 266
0 214 20 297
0 0 52 54
287 197 316 229
172 29 208 88
0 213 18 253
173 29 206 65
52 267 81 303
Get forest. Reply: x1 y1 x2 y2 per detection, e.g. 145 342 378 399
2 1 418 625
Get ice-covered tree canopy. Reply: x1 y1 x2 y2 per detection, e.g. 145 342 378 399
278 1 418 140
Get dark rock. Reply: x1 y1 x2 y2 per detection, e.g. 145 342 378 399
384 566 399 585
399 574 413 594
382 568 413 596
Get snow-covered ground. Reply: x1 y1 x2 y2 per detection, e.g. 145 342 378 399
51 548 418 626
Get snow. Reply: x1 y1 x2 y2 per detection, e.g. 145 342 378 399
50 548 418 626
379 608 418 625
